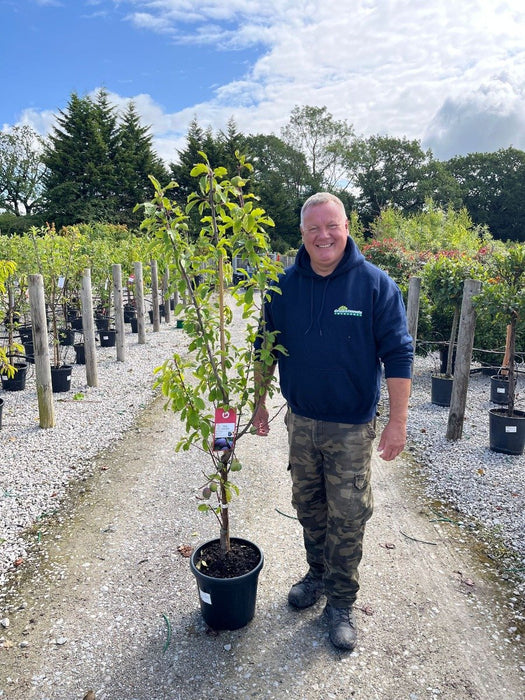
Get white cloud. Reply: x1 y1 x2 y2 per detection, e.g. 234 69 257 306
15 0 525 161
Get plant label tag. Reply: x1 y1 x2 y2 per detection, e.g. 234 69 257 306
505 426 517 433
213 408 237 451
57 276 65 289
497 388 505 394
199 588 212 605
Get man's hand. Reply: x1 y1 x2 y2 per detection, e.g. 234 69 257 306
377 420 406 461
253 404 270 436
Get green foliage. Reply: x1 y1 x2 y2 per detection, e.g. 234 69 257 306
141 152 285 552
361 237 417 285
42 89 165 228
0 258 23 377
473 244 525 413
29 224 86 366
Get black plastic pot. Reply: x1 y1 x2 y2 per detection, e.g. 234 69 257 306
0 397 4 429
18 324 33 343
124 306 136 323
100 329 116 347
71 317 83 330
95 316 110 332
190 538 264 631
74 343 85 365
58 328 75 346
490 375 509 405
51 364 73 393
23 342 35 363
130 317 138 333
489 408 525 455
1 362 28 391
431 374 453 407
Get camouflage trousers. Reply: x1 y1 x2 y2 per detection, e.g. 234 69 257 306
285 408 375 607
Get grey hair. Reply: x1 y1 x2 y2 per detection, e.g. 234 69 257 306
300 192 347 226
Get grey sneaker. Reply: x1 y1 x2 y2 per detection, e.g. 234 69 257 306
324 604 357 650
288 571 324 608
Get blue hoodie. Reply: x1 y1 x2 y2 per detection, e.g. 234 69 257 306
261 238 413 424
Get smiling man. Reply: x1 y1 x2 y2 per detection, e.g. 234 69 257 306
254 192 413 651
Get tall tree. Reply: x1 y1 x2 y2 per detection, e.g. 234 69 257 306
281 105 354 190
445 148 525 242
345 135 453 228
42 91 119 226
0 125 45 216
114 102 169 225
244 133 316 251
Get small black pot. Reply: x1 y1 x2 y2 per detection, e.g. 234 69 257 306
74 343 85 365
490 375 509 405
489 408 525 455
51 364 73 393
431 374 453 407
130 317 138 333
100 329 116 347
1 362 28 391
190 538 264 631
58 328 75 346
18 324 33 343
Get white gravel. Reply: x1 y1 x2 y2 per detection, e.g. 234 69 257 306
1 322 524 590
0 321 189 586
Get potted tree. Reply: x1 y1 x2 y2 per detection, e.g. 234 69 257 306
0 259 26 394
29 225 85 392
141 153 284 630
475 243 525 454
422 253 484 406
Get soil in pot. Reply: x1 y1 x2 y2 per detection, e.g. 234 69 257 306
194 539 261 578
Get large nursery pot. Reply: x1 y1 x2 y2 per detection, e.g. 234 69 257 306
51 364 73 393
1 361 28 391
431 374 453 407
189 538 264 631
489 408 525 455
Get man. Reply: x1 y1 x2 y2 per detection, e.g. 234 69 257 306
254 192 413 651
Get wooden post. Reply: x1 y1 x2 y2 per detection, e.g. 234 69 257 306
112 264 126 362
151 259 160 332
28 274 55 428
162 269 171 324
134 261 146 345
406 276 421 383
446 279 482 440
81 268 98 387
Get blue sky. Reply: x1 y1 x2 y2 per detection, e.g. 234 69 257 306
3 0 525 164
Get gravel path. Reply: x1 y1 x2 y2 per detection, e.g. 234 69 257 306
0 317 524 699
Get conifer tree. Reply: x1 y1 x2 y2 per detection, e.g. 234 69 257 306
114 101 169 225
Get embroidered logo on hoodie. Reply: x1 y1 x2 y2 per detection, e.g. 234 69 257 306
334 305 362 317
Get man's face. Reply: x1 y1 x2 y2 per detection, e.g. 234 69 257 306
300 201 348 276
